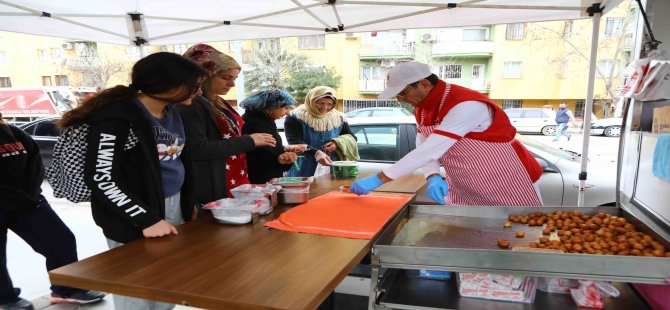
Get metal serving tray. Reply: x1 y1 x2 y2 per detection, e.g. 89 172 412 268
373 205 670 284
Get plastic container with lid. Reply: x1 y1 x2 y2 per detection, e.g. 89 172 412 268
330 161 359 179
203 197 271 224
230 184 281 207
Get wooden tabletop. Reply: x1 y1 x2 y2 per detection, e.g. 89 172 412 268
49 175 419 310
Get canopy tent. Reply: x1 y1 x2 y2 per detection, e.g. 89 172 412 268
0 0 621 45
0 0 626 206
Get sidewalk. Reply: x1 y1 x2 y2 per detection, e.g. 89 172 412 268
7 181 198 309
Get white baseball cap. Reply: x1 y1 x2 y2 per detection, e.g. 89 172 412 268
378 61 432 99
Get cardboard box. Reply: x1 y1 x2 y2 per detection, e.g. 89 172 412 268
652 105 670 134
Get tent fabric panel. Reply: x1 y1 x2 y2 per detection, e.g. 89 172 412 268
0 0 623 45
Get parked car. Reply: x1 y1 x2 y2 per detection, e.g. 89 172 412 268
504 108 557 136
308 116 615 207
589 117 622 137
18 117 60 168
346 107 413 118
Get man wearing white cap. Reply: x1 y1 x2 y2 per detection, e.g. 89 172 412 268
350 61 543 206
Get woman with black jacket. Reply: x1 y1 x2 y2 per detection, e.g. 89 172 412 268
240 89 300 184
0 115 104 310
57 52 206 310
179 44 276 204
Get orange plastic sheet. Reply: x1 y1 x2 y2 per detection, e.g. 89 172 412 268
265 192 412 239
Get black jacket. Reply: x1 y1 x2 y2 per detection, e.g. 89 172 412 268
84 101 195 243
0 125 43 213
242 110 292 184
176 96 256 204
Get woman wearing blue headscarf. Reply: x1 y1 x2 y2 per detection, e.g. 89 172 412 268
241 89 299 183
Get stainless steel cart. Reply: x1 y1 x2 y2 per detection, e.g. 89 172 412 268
369 204 669 309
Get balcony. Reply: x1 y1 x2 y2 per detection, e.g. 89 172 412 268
443 78 489 93
432 41 494 57
359 79 386 93
359 42 415 59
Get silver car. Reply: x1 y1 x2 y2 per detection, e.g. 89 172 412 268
345 107 413 118
345 117 616 207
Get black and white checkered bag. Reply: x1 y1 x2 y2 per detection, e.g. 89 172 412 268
46 124 138 203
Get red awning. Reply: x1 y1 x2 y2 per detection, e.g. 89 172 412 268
0 89 58 117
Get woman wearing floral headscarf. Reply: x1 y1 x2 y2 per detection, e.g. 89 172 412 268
284 86 357 177
178 44 277 205
241 89 299 183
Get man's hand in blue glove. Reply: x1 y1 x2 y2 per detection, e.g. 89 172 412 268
426 175 448 204
349 175 384 195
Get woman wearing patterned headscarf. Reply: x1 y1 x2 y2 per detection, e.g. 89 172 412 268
178 44 277 205
241 89 299 183
284 86 357 177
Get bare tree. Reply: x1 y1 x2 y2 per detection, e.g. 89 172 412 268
67 42 125 88
527 2 635 117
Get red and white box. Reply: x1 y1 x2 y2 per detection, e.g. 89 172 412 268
458 273 537 303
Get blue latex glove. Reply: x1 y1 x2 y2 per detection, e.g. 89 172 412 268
349 175 384 195
426 175 448 204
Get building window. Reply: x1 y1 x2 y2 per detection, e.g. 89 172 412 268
360 66 387 80
502 99 522 109
42 76 52 86
55 75 69 86
575 100 585 118
597 59 615 76
505 23 525 40
0 77 11 87
604 17 624 37
38 49 52 62
173 44 189 54
462 28 488 41
502 61 522 78
438 64 462 79
0 51 6 63
75 43 98 63
51 48 64 63
563 21 573 38
298 35 325 49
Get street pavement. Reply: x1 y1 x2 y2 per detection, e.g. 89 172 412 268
6 130 619 309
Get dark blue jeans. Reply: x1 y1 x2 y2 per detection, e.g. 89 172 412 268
0 195 80 303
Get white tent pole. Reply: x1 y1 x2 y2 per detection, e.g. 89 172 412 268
331 3 342 26
290 0 331 28
577 8 602 207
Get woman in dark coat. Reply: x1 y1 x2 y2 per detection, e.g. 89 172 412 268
240 89 300 184
178 44 276 203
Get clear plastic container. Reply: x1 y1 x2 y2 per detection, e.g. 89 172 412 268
278 185 310 204
203 197 272 215
330 161 359 179
229 184 281 207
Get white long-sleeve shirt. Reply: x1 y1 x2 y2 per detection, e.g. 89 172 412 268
383 101 493 179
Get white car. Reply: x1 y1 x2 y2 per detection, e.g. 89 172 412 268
343 117 615 207
589 117 622 137
345 107 413 118
504 108 558 136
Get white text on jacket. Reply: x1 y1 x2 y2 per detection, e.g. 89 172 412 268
93 133 147 217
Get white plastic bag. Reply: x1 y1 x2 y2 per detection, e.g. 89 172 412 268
620 58 650 98
635 61 670 101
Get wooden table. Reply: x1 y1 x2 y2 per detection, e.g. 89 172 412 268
49 175 419 310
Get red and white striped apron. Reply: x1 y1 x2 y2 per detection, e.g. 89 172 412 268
418 91 542 207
